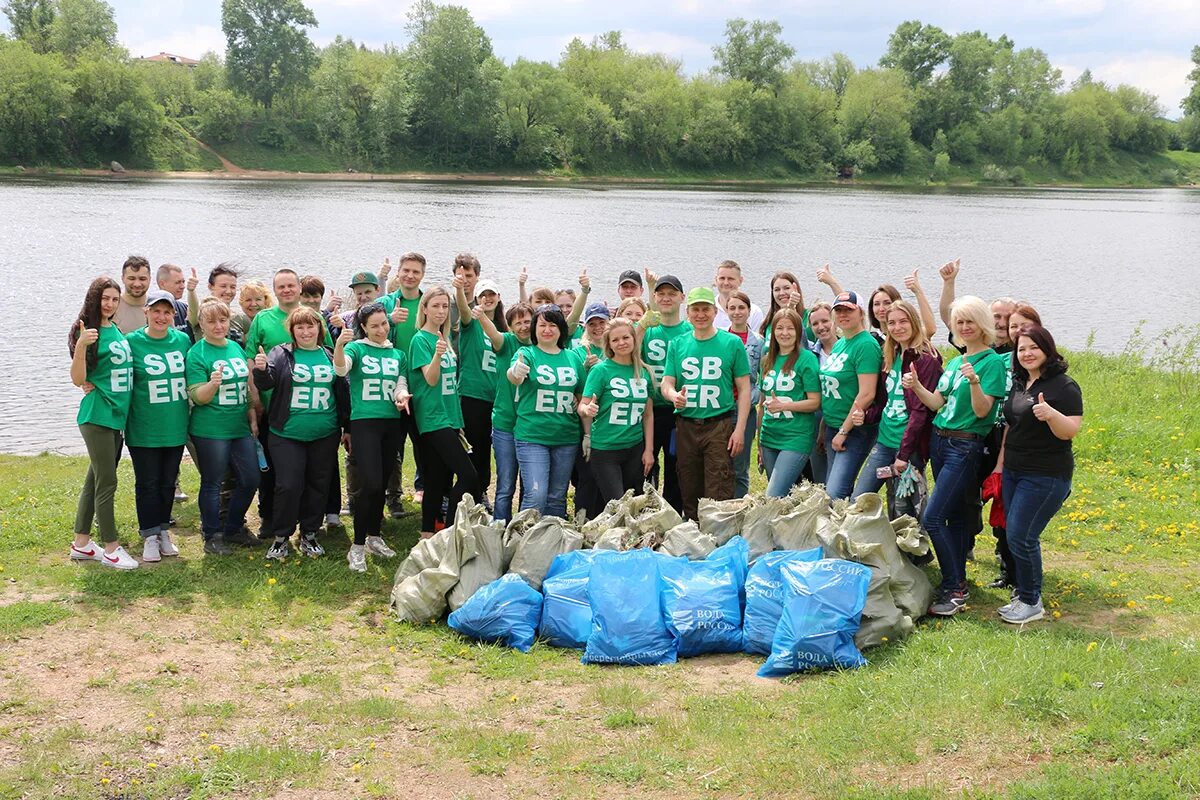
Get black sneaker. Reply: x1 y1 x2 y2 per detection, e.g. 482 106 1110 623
929 590 968 617
388 504 413 519
225 527 259 547
298 531 325 558
266 539 291 560
203 535 233 556
257 519 275 542
987 574 1013 589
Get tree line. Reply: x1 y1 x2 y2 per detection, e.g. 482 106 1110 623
3 0 1200 177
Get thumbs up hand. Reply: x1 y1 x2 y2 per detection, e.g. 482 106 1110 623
578 268 590 292
904 268 921 294
1031 391 1056 422
673 384 690 410
816 264 834 286
510 350 530 381
577 397 598 419
764 392 785 414
327 289 342 314
518 264 528 285
254 346 267 371
901 363 919 390
209 366 224 385
187 267 199 292
77 319 99 346
337 326 354 346
379 257 392 278
391 304 408 324
849 405 865 427
960 359 977 384
939 258 960 281
434 332 448 358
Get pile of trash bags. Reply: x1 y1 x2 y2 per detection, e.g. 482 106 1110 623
391 483 934 677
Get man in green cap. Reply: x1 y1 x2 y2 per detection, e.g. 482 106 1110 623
660 286 751 520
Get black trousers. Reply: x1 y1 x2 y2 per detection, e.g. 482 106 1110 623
650 406 682 513
267 431 341 539
350 417 407 544
589 443 645 510
128 445 184 535
417 428 481 532
461 396 494 500
573 451 603 521
256 413 275 525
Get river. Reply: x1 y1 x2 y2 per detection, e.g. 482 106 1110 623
1 177 1198 455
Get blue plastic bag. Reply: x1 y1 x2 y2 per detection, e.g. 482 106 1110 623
582 550 681 666
447 574 543 653
659 557 744 657
742 547 823 655
707 535 750 606
758 558 872 677
539 550 618 649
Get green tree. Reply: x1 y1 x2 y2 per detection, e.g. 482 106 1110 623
68 47 164 159
799 52 854 97
837 68 913 170
46 0 114 57
713 18 794 90
879 20 950 85
2 0 55 53
192 51 226 92
310 36 388 160
1183 45 1200 117
368 57 412 163
221 0 318 109
0 38 71 160
136 60 196 117
194 86 249 142
501 58 583 167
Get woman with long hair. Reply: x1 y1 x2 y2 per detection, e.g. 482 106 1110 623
757 309 821 497
759 271 810 344
477 301 534 523
508 304 585 518
905 296 1009 617
1007 303 1042 343
993 326 1083 624
410 287 481 537
577 318 655 509
852 299 943 501
453 276 507 510
186 300 261 556
333 301 410 572
806 301 837 484
69 276 137 569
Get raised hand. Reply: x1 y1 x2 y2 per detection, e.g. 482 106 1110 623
510 350 530 380
816 264 834 286
578 268 590 291
939 258 960 281
391 304 408 325
643 266 657 288
434 333 449 359
336 326 354 347
901 364 919 390
471 305 486 321
904 268 921 294
452 274 464 291
254 346 267 371
327 289 342 314
187 267 199 292
380 257 392 278
673 384 690 410
77 320 99 347
518 264 528 285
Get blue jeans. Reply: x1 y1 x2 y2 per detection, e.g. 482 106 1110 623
761 446 810 498
852 441 898 500
492 428 519 523
1002 469 1071 604
193 435 260 540
733 405 758 499
516 440 577 518
923 433 985 593
822 423 877 500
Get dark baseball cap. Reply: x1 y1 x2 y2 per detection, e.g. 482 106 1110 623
654 274 683 293
583 302 611 323
618 270 643 287
833 291 862 310
349 271 379 288
144 289 176 308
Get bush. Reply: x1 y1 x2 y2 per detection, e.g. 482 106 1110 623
931 151 950 182
194 88 248 143
255 118 296 150
981 163 1011 183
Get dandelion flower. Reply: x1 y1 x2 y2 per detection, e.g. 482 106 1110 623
1087 641 1098 652
268 577 277 586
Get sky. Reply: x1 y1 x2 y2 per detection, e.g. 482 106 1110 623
12 0 1200 117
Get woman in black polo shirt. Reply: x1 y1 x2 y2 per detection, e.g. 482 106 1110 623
993 325 1083 625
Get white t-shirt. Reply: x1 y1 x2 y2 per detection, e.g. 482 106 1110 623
714 299 765 333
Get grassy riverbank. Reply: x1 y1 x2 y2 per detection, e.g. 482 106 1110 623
1 343 1197 799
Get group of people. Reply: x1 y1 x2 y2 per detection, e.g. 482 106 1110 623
69 254 1083 624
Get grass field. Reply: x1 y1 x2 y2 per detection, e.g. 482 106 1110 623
1 337 1197 799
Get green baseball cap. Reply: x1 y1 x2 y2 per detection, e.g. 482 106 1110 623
686 286 716 307
348 271 379 288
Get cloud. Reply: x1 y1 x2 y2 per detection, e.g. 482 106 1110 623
122 24 227 60
1057 52 1193 116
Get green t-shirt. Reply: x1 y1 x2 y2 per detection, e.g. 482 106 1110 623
409 330 463 434
274 347 339 441
663 330 750 420
76 324 133 430
819 330 882 429
125 327 191 447
513 346 585 446
457 317 500 402
568 326 584 346
641 319 692 407
876 358 909 449
187 338 251 440
764 308 814 347
934 349 1008 436
582 359 650 452
759 349 821 453
379 290 422 354
343 339 406 421
243 306 331 405
490 333 527 434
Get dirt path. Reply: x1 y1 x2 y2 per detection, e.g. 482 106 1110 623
190 135 246 174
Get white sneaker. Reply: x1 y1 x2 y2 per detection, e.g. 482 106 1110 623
99 546 139 570
365 536 396 558
325 513 342 527
347 544 367 573
142 535 161 563
158 529 179 557
70 540 102 561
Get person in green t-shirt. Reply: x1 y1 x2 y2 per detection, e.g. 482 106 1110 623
904 295 1007 617
126 289 193 562
759 271 814 345
69 276 139 569
333 301 411 572
659 286 751 521
818 291 883 500
578 318 654 511
756 309 821 498
640 273 690 513
576 302 609 370
409 287 481 538
851 300 943 506
186 300 262 557
252 306 348 561
377 253 427 505
508 304 586 519
479 301 533 523
453 275 507 510
186 264 248 345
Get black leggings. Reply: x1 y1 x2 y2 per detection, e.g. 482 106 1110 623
650 407 682 513
267 432 340 539
590 443 646 509
461 396 493 499
350 417 407 543
417 428 481 532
